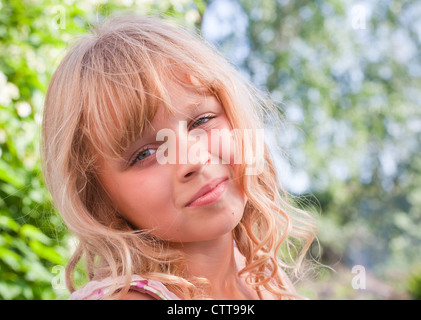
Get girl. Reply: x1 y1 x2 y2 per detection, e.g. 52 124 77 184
41 14 317 300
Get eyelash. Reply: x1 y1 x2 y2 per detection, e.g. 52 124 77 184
129 114 216 167
190 113 216 129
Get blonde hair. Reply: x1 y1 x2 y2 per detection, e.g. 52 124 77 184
41 14 317 299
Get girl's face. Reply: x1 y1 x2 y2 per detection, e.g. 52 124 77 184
97 76 248 242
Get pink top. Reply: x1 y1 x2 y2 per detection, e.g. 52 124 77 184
69 275 181 300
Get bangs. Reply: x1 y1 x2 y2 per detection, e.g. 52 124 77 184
78 39 180 162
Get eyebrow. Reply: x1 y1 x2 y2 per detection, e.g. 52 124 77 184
168 101 202 121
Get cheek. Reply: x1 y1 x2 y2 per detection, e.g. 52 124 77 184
109 171 172 228
209 122 241 166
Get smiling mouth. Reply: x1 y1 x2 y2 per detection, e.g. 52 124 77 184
185 177 229 208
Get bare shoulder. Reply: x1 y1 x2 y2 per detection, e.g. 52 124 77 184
119 290 157 300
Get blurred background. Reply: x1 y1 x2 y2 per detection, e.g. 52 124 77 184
0 0 420 300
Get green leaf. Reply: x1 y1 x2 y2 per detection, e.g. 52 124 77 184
0 247 21 271
28 240 64 265
0 161 25 188
19 224 51 245
0 282 23 300
0 215 20 232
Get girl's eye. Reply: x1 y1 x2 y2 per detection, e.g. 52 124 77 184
190 114 216 130
130 114 216 167
130 148 156 166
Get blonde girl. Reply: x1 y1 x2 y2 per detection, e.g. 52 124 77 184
41 14 317 300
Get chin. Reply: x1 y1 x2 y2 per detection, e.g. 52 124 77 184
174 214 243 243
203 209 244 240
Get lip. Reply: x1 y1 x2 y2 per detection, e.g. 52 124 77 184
185 176 229 208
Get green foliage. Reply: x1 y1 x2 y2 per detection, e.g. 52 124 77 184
407 269 421 300
0 0 206 300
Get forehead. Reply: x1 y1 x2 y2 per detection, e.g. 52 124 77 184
160 77 212 117
140 79 217 137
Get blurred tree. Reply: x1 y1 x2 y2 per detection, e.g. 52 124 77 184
0 0 206 300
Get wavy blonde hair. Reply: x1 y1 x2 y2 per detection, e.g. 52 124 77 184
41 14 317 299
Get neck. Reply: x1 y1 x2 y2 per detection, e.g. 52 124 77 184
172 234 256 299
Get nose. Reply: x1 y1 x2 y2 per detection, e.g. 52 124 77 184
177 154 211 181
176 132 212 182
